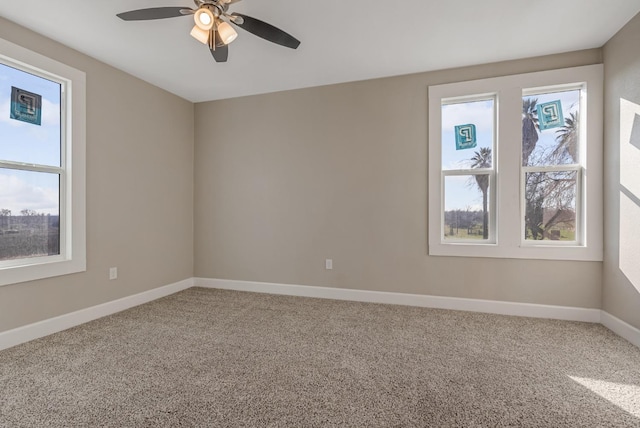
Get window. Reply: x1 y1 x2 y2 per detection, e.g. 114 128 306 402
441 97 496 242
0 38 86 286
428 65 603 260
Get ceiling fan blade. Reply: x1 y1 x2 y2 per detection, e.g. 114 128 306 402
230 13 300 49
209 31 229 62
117 7 191 21
210 45 229 62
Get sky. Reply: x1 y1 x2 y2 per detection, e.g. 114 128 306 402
441 89 580 212
0 62 60 216
441 98 493 212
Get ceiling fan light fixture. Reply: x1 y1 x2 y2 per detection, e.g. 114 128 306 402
190 25 210 44
217 21 238 45
194 8 214 30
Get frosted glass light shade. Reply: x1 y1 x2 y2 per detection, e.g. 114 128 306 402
194 8 215 31
217 22 238 45
190 25 210 44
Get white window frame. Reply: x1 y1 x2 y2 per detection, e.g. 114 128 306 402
428 65 603 261
0 38 86 286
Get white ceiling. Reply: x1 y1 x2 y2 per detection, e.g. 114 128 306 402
1 1 639 103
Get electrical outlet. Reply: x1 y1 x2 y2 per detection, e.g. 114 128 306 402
325 259 333 270
109 267 118 280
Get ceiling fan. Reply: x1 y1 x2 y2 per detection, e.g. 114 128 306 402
117 0 300 63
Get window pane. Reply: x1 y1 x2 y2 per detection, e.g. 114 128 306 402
0 169 60 260
524 171 577 241
442 99 494 170
522 89 580 167
0 63 61 167
444 175 491 240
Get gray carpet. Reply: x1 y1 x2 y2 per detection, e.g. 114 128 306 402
1 287 639 427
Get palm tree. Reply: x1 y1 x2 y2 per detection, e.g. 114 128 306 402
553 111 579 163
522 98 539 166
470 147 491 239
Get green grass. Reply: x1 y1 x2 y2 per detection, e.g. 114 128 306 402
0 230 59 260
444 226 486 240
445 226 576 241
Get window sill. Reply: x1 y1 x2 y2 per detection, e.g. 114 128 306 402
429 241 603 261
0 256 86 287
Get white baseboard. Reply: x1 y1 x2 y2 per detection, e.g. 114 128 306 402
4 277 637 352
0 278 194 352
600 311 640 348
194 278 602 323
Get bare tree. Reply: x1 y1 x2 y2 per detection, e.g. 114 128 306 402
524 109 579 240
0 209 11 229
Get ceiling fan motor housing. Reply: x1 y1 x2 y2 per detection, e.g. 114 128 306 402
194 0 228 15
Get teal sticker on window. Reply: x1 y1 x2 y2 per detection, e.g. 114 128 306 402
10 86 42 126
455 124 477 150
537 100 563 131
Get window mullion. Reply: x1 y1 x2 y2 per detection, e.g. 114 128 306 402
522 164 581 174
0 160 63 175
443 168 493 176
496 86 522 250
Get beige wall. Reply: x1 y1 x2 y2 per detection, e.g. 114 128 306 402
0 19 194 333
603 12 640 330
195 49 604 308
6 12 636 334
